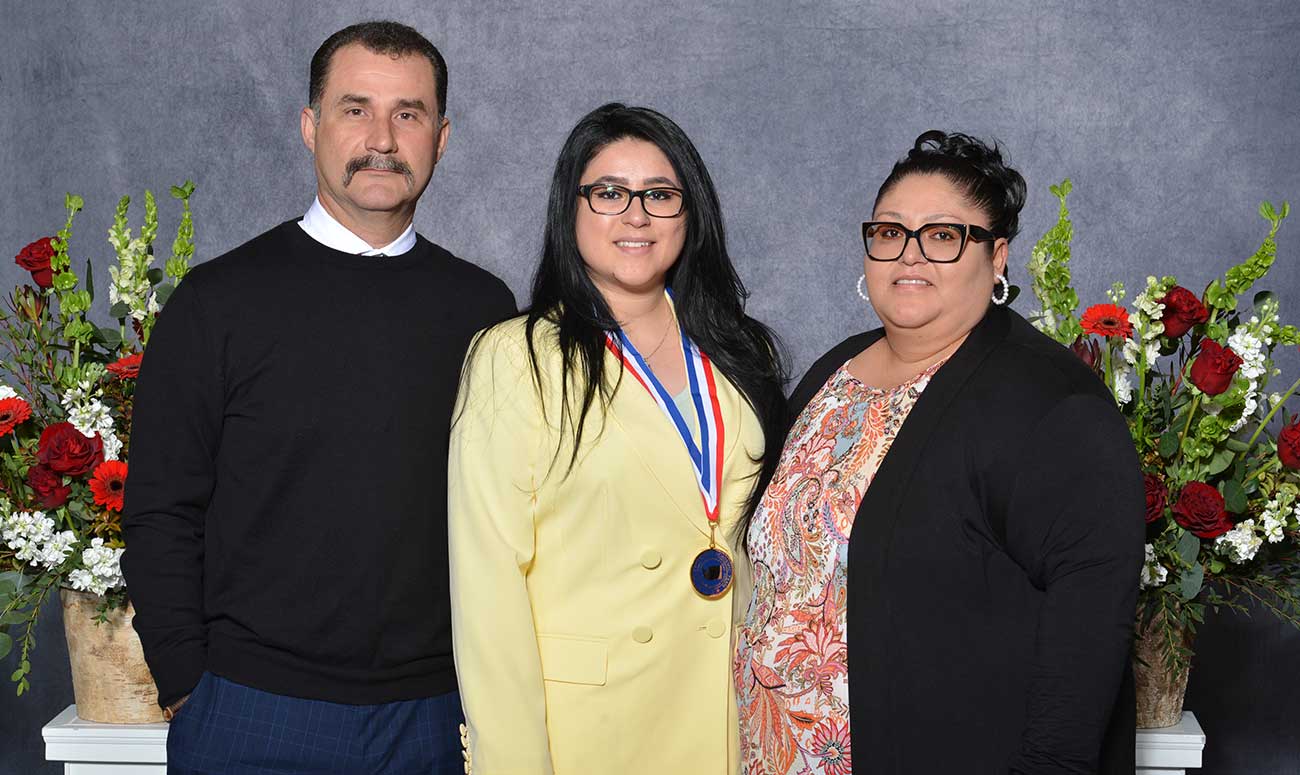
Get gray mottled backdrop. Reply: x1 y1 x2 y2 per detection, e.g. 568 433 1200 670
2 1 1299 772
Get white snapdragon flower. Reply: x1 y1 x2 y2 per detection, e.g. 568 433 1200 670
1113 367 1134 406
100 432 122 462
1132 276 1171 336
1122 337 1161 368
1215 519 1263 564
1140 543 1168 589
68 538 125 596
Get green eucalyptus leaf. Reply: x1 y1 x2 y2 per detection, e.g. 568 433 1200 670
109 302 131 319
154 284 175 306
1179 563 1205 601
1225 438 1251 453
0 611 29 626
0 579 15 598
10 667 24 682
1177 529 1200 566
0 632 11 661
1222 479 1247 513
146 268 164 285
0 571 23 592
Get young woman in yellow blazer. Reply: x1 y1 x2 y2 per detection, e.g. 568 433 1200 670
449 103 786 774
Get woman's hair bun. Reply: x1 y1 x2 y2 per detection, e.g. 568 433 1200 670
882 130 1028 243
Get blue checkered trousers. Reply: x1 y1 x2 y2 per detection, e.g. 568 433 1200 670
166 672 466 774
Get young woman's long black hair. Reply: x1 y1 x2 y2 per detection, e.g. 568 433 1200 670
519 102 787 526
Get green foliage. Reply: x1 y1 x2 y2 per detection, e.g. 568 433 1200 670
1205 201 1289 312
1025 180 1082 345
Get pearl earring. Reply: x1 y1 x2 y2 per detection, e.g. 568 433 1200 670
992 274 1010 305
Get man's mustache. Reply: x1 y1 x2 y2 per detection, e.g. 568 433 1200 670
343 155 414 186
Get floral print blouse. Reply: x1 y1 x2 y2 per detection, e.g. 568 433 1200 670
735 358 945 775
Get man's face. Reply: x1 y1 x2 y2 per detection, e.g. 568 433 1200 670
300 44 449 222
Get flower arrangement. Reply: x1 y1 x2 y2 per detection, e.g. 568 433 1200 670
1025 180 1300 675
0 183 195 694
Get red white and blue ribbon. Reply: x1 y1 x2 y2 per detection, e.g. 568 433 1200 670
604 311 725 524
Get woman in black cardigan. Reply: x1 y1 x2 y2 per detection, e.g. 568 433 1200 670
735 132 1145 774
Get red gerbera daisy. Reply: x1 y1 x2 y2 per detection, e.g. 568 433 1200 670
106 352 144 380
1080 303 1134 339
89 460 128 512
0 396 32 437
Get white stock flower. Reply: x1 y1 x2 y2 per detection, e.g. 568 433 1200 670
1140 543 1168 589
1 511 75 570
36 530 77 569
1227 330 1267 382
1225 329 1267 432
0 385 18 400
1262 511 1285 544
69 538 125 596
61 385 119 457
1215 519 1263 564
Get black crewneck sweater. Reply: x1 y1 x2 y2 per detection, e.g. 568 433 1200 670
122 220 515 707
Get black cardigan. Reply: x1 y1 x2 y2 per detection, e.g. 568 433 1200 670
787 305 1144 774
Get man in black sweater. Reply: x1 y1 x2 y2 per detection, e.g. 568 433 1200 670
121 21 514 774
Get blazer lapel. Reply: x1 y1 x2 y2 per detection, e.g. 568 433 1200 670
603 349 716 540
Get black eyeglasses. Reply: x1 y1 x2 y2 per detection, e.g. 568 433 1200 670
578 183 686 218
862 221 999 263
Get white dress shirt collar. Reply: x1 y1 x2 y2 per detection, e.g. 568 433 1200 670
298 197 417 256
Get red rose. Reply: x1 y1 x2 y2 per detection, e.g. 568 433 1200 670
1172 482 1234 539
106 352 144 380
27 464 71 509
1144 474 1168 524
1158 286 1210 338
1188 340 1243 396
36 422 103 476
89 460 128 512
15 237 56 289
1279 419 1300 470
0 396 32 437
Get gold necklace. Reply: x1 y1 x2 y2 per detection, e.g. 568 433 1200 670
643 314 676 360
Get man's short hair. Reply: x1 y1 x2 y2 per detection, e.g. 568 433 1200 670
309 21 448 118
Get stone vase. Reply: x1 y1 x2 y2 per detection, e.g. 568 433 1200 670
60 587 163 723
1133 609 1191 729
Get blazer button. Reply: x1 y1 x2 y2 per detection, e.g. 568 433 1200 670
632 626 654 643
705 619 726 639
640 550 662 569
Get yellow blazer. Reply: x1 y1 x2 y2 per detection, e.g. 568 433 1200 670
449 316 763 775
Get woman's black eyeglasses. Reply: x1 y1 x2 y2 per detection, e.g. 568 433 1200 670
578 183 686 218
862 221 998 263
